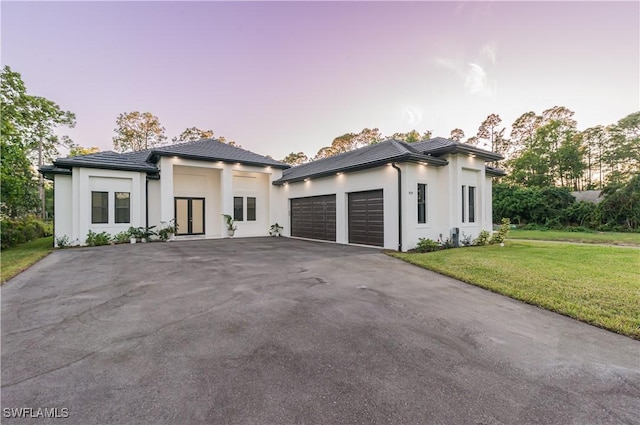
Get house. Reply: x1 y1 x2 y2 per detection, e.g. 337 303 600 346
40 137 505 251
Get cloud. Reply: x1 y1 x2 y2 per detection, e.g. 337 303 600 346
435 42 497 96
402 106 423 125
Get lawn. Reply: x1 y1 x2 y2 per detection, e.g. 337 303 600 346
391 241 640 339
508 229 640 246
1 237 53 284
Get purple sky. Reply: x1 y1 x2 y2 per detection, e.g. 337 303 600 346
2 1 638 159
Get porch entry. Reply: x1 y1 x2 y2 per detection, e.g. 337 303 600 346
175 197 205 235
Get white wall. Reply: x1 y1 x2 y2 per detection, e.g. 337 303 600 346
157 157 281 238
53 175 72 247
272 164 401 250
57 168 145 245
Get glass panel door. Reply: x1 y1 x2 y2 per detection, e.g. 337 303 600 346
175 198 189 235
191 199 204 234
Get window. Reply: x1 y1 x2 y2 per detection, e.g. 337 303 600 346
233 197 244 221
115 192 130 223
91 191 108 224
417 184 426 224
468 186 476 223
461 186 466 223
247 197 256 221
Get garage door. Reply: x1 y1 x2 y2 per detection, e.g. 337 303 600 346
290 195 336 242
348 189 384 247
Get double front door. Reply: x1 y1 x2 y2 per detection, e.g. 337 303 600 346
175 197 205 235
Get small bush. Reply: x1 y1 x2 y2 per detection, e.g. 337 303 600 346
1 217 49 249
112 230 131 244
55 235 71 248
491 218 511 244
474 230 491 246
415 238 439 253
86 231 111 247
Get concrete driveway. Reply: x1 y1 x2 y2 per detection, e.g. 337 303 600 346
2 238 639 424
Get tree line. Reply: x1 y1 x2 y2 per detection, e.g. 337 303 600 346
2 64 638 233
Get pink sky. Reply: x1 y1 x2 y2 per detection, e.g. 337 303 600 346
2 1 638 159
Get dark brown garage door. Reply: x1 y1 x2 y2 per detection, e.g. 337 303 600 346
348 189 384 247
290 195 336 242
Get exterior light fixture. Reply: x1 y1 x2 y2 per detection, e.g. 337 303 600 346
304 178 310 182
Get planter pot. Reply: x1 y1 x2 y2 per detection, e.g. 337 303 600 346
227 229 235 237
169 233 175 241
130 237 137 244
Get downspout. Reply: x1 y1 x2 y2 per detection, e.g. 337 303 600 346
391 162 402 252
145 176 149 231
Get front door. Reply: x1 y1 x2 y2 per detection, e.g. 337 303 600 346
175 197 205 235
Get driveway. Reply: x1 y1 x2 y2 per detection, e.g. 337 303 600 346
2 238 638 424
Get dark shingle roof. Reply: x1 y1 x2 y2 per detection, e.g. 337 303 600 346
54 150 157 172
412 137 503 161
274 137 506 184
275 139 448 184
147 139 288 169
42 139 288 176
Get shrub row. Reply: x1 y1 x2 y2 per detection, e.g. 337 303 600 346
493 175 640 232
1 217 53 249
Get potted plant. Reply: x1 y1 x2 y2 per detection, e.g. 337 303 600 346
222 214 237 237
269 223 283 237
158 219 177 242
128 226 142 244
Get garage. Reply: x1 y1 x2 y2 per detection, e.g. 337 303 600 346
290 195 336 242
348 189 384 247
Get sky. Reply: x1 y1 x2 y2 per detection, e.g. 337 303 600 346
2 1 639 160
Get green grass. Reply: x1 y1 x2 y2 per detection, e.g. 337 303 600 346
1 236 53 284
509 229 640 246
391 241 640 339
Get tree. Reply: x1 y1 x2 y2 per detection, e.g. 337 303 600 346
510 111 543 157
69 145 100 157
282 152 309 165
172 127 215 144
477 113 507 155
450 128 465 142
112 112 167 152
1 66 75 218
390 130 432 143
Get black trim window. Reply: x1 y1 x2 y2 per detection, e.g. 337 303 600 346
461 185 466 223
233 197 244 221
417 184 426 224
91 191 108 224
247 197 256 221
468 186 476 223
115 192 130 223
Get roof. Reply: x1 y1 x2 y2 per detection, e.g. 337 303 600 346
53 150 157 173
274 138 504 184
40 139 288 177
274 139 448 184
147 139 288 169
411 137 504 161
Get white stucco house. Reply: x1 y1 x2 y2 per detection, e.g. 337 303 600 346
41 137 505 251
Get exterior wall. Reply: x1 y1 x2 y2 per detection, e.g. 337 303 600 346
148 179 161 230
402 155 491 249
173 165 221 237
53 175 73 247
56 167 146 245
272 165 401 250
157 157 282 238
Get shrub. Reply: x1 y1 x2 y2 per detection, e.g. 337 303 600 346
112 231 131 244
86 231 111 246
415 238 439 253
1 216 49 249
55 235 71 248
473 230 491 246
491 218 511 244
